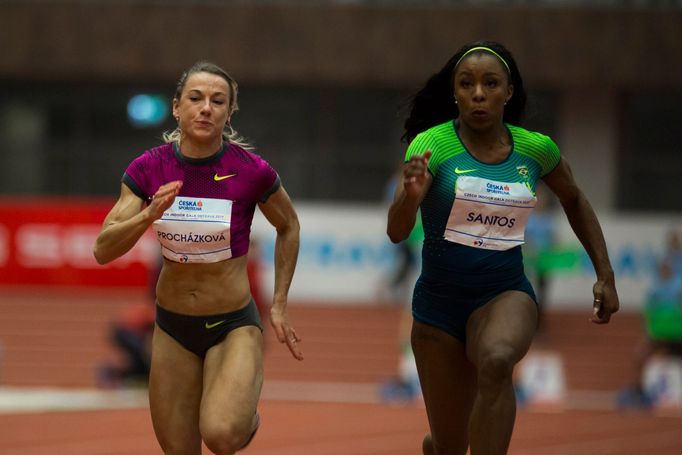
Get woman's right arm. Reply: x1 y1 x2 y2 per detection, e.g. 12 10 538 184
93 181 182 264
387 151 432 243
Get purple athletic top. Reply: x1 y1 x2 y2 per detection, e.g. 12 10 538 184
122 142 280 262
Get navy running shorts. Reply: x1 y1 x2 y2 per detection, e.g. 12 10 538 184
412 264 536 343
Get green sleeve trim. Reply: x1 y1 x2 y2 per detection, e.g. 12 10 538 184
405 131 439 175
510 126 561 176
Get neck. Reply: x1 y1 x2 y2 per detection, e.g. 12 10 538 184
456 119 510 163
457 119 506 146
178 135 224 159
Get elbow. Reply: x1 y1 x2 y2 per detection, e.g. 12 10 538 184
93 251 107 265
92 244 111 265
277 215 300 238
387 228 406 244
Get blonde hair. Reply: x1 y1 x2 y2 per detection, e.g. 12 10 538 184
163 61 252 149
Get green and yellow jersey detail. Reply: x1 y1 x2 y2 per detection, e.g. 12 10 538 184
404 120 560 275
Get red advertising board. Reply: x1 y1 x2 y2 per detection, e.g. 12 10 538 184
0 197 157 287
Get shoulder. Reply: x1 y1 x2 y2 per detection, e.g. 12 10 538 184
509 125 558 153
413 121 455 145
227 143 276 174
407 120 456 155
122 143 173 200
227 143 266 165
509 125 561 175
129 143 174 167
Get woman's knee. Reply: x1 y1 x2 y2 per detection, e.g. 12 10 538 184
476 349 516 388
201 419 251 455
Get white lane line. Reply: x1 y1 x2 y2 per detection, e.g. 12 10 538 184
0 387 148 413
1 383 680 415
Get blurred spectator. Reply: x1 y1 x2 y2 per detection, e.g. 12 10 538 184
664 229 682 277
97 301 156 388
523 183 557 335
617 236 682 409
96 260 160 388
380 169 423 403
380 170 422 304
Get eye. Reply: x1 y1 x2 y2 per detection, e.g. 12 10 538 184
459 80 472 88
189 96 200 102
486 80 499 88
212 99 225 105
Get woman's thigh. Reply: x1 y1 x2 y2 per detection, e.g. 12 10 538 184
465 290 538 369
200 326 264 434
412 320 477 455
149 325 204 454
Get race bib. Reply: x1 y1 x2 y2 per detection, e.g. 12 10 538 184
152 197 232 263
444 176 536 250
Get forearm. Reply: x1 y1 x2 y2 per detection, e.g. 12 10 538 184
272 221 300 307
561 191 614 281
94 210 155 264
387 192 420 243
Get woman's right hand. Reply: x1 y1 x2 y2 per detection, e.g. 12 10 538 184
147 180 183 220
403 151 432 199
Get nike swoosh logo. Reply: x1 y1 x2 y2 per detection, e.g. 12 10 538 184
205 320 226 329
214 173 237 181
454 167 477 174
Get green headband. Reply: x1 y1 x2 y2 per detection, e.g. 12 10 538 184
455 46 510 75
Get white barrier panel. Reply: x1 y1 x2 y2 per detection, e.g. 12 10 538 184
548 213 682 310
643 357 682 408
252 203 395 303
516 351 566 409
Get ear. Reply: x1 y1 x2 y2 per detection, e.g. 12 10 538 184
172 98 180 120
506 84 514 104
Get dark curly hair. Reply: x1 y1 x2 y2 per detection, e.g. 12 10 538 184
401 40 526 143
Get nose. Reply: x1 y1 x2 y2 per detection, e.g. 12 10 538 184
200 98 211 115
473 83 486 101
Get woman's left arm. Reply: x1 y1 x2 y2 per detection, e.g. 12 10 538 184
258 185 303 359
542 158 619 324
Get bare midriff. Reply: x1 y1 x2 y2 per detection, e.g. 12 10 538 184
156 255 252 315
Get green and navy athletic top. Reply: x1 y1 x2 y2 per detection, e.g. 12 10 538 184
405 120 560 279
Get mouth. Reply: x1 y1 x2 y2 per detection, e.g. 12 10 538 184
195 120 213 128
471 109 490 120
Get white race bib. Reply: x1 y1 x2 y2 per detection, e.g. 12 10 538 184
444 176 536 250
152 197 232 263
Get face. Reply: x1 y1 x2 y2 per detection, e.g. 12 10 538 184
453 53 513 129
172 71 232 144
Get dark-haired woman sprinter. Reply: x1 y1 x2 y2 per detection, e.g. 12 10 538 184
387 41 619 454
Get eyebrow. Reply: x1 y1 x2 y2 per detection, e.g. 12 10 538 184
186 89 227 97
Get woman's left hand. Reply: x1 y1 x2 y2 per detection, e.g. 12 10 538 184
270 304 304 360
590 279 620 324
